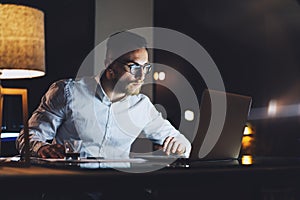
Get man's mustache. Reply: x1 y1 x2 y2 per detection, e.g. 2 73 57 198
130 81 144 84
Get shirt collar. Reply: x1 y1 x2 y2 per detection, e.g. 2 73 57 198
94 73 112 105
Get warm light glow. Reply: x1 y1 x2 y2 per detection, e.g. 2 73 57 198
0 4 45 79
242 135 254 149
184 110 194 121
158 72 166 80
241 155 253 165
267 100 277 117
243 126 252 135
153 72 159 80
241 123 255 154
0 69 45 79
153 71 166 81
243 123 254 135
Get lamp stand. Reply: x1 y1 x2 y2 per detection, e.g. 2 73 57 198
0 86 30 166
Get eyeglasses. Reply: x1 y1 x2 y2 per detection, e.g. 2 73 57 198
116 60 152 76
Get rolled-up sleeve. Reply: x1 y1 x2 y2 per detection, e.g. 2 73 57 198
16 79 69 156
141 97 191 157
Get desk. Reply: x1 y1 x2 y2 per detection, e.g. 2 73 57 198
0 157 300 200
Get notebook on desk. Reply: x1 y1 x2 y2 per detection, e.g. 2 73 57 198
132 89 252 164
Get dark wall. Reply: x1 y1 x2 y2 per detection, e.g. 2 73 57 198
154 0 300 107
1 0 95 131
153 0 300 156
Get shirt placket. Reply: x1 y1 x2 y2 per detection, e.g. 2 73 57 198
98 101 112 157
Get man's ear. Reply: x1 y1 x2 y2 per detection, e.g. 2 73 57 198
105 58 116 79
106 67 116 79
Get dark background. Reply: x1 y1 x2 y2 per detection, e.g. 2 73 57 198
153 0 300 157
1 0 300 157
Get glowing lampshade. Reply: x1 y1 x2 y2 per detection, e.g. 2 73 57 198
0 4 45 166
0 4 45 79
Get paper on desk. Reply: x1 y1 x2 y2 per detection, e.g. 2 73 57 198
34 157 147 163
0 156 21 162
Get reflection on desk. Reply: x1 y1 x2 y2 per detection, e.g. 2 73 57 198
0 156 299 200
29 156 190 173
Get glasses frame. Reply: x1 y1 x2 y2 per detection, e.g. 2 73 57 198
116 60 152 76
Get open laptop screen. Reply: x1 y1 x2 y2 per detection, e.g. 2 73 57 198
190 89 252 161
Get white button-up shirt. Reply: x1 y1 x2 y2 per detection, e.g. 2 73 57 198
16 76 191 158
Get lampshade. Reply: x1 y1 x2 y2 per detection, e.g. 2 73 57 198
0 4 45 79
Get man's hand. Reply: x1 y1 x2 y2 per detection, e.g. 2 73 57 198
162 136 187 156
37 144 65 158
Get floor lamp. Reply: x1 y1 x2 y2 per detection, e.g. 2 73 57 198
0 4 45 166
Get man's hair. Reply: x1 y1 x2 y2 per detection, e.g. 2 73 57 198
106 30 147 61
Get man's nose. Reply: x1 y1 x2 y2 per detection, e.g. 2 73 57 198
135 68 146 80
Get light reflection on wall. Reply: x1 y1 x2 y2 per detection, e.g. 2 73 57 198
267 100 277 117
153 71 166 81
249 101 300 120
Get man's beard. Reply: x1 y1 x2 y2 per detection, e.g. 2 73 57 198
125 81 143 95
112 75 144 96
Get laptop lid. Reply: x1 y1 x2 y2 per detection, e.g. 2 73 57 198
189 89 252 161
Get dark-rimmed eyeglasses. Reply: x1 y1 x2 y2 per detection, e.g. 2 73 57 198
116 60 152 76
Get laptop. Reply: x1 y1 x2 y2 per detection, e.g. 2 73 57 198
189 89 252 162
132 89 252 165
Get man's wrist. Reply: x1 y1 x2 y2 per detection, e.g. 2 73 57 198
34 142 50 157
